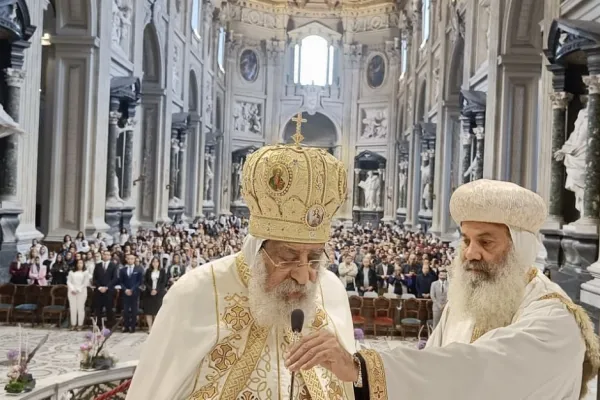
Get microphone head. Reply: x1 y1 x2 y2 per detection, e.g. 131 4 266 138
291 309 304 333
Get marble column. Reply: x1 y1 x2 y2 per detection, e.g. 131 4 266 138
547 92 573 223
427 148 435 210
460 116 473 184
106 99 122 205
0 68 25 202
581 74 600 225
121 120 135 200
168 131 179 203
473 126 485 181
176 133 187 201
353 168 361 209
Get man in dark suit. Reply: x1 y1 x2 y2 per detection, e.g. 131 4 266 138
119 253 144 333
92 250 119 327
376 254 395 294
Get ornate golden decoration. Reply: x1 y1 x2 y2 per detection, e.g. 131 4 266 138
236 254 250 288
359 349 388 400
210 343 238 372
221 323 270 399
223 294 253 332
241 129 347 243
237 390 258 400
326 380 344 400
311 307 328 330
527 267 538 283
291 112 307 146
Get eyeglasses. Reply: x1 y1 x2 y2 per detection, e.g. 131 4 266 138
260 248 323 271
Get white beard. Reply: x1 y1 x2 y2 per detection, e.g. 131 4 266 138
248 255 321 328
447 248 529 333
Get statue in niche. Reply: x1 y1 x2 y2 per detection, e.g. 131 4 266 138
232 160 244 202
204 152 215 201
112 0 133 50
358 171 381 210
421 152 432 211
554 101 589 215
361 109 388 139
398 161 407 194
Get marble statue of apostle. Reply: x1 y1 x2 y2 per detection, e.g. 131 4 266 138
554 104 589 215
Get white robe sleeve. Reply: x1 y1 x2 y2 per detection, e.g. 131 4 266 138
359 298 586 400
127 265 218 400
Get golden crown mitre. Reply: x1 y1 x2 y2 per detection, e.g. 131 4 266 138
241 144 348 243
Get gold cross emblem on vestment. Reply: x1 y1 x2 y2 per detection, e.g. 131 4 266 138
291 112 307 146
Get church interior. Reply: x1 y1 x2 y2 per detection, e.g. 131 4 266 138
2 0 600 398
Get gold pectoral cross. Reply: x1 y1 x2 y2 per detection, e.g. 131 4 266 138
291 112 307 146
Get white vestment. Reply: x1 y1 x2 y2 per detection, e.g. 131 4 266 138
358 269 597 400
127 237 356 400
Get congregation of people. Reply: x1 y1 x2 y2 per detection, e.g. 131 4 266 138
4 218 464 331
5 216 246 332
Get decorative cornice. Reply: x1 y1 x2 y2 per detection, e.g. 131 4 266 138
230 0 397 19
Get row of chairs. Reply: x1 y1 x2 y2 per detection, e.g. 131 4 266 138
348 294 433 339
0 283 69 326
0 283 147 329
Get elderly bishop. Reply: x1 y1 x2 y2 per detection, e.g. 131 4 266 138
286 179 600 400
127 137 355 399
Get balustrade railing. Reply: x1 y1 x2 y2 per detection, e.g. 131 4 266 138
4 361 136 400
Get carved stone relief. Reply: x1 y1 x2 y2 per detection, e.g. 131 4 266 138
112 0 133 55
432 57 440 103
232 102 262 135
172 44 182 96
476 0 491 69
360 108 388 140
204 78 213 126
345 13 399 33
234 7 286 29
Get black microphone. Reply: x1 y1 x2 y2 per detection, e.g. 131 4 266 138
289 309 304 399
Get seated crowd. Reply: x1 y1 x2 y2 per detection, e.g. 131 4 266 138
3 218 461 334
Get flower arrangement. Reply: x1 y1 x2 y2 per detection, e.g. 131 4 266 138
4 326 48 394
354 328 365 350
79 318 117 371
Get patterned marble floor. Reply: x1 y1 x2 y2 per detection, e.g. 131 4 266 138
0 327 596 399
0 325 145 387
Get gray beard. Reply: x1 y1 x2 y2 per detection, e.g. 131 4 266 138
248 256 321 328
447 248 529 333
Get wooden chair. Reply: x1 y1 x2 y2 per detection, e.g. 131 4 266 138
13 285 41 326
42 285 69 326
348 295 365 328
0 283 16 323
373 296 394 337
399 298 421 339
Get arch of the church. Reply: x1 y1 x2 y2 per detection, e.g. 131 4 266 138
142 23 163 86
53 0 97 35
188 70 199 112
444 37 464 102
280 110 340 148
502 0 544 54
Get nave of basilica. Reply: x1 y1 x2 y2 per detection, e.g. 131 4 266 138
3 0 600 397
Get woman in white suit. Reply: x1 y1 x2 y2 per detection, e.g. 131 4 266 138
67 259 90 330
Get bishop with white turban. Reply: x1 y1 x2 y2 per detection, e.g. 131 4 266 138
286 179 600 400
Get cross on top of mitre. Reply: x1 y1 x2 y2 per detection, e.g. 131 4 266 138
291 112 307 146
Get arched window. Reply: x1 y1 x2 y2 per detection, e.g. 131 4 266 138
293 35 335 86
191 0 201 37
217 27 226 72
421 0 431 46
